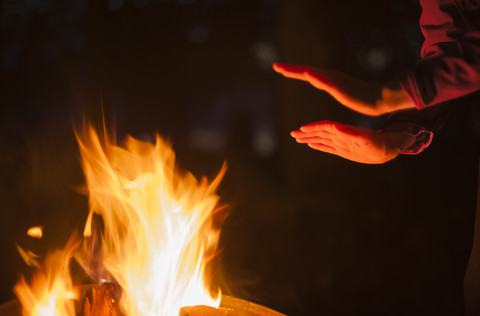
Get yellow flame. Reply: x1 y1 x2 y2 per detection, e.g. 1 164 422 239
14 236 80 316
16 245 40 268
27 226 43 239
75 125 225 315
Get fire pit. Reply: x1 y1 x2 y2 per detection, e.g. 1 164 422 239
6 125 286 316
0 287 285 316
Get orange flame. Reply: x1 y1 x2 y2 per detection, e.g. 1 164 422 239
27 227 43 239
14 124 227 315
75 125 226 315
14 236 80 316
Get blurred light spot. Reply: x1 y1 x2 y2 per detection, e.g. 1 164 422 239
27 226 43 239
175 0 197 5
251 41 278 70
253 129 277 157
109 0 124 10
366 48 388 69
189 129 225 151
357 46 392 72
133 0 150 8
188 25 209 44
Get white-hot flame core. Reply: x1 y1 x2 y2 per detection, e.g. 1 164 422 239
76 126 225 315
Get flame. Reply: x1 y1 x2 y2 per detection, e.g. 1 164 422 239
14 124 226 315
27 226 43 239
14 236 80 316
75 125 226 315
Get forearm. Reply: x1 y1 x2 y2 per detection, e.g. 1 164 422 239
312 71 415 116
375 81 416 115
273 63 416 116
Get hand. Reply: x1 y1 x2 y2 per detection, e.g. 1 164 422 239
273 63 415 116
290 121 416 164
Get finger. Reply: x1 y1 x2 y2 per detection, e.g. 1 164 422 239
299 121 349 133
307 142 339 155
295 136 332 144
272 63 312 81
300 136 350 151
290 130 302 138
291 130 336 140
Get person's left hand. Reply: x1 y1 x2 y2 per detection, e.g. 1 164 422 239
290 121 416 164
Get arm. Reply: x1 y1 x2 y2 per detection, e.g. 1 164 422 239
290 121 416 164
273 63 419 163
273 63 416 116
400 0 480 109
276 0 480 164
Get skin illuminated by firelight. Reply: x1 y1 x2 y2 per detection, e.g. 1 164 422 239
290 121 416 164
273 63 416 164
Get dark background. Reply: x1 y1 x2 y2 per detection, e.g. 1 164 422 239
1 0 480 315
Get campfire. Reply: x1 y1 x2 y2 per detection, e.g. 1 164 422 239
3 124 284 316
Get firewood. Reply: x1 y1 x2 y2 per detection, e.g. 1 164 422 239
81 283 124 316
179 305 238 316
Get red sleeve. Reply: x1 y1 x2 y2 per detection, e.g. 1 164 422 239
399 0 480 109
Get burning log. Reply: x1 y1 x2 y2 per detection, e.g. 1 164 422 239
80 284 237 316
82 283 123 316
179 305 238 316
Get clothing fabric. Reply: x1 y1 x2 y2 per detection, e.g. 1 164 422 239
382 2 480 314
401 0 480 109
380 0 480 155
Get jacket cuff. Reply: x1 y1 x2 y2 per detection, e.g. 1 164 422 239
378 121 433 155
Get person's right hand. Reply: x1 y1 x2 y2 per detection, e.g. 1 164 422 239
290 120 416 164
273 63 416 116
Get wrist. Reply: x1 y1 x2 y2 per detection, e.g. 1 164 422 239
380 131 417 157
376 81 416 114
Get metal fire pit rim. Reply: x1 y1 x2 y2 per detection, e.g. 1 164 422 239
0 290 286 316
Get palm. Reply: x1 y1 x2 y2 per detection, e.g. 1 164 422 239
291 121 413 164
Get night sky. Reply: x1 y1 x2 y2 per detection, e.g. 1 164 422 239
1 0 480 315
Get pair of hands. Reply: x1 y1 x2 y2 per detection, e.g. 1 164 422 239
273 63 417 164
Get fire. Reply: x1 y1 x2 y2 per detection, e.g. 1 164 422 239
14 124 227 315
27 227 43 239
14 237 79 316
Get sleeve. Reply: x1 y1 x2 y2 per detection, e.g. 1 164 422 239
378 101 455 155
398 0 480 109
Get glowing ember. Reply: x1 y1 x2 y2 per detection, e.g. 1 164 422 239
14 124 226 316
27 227 43 239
